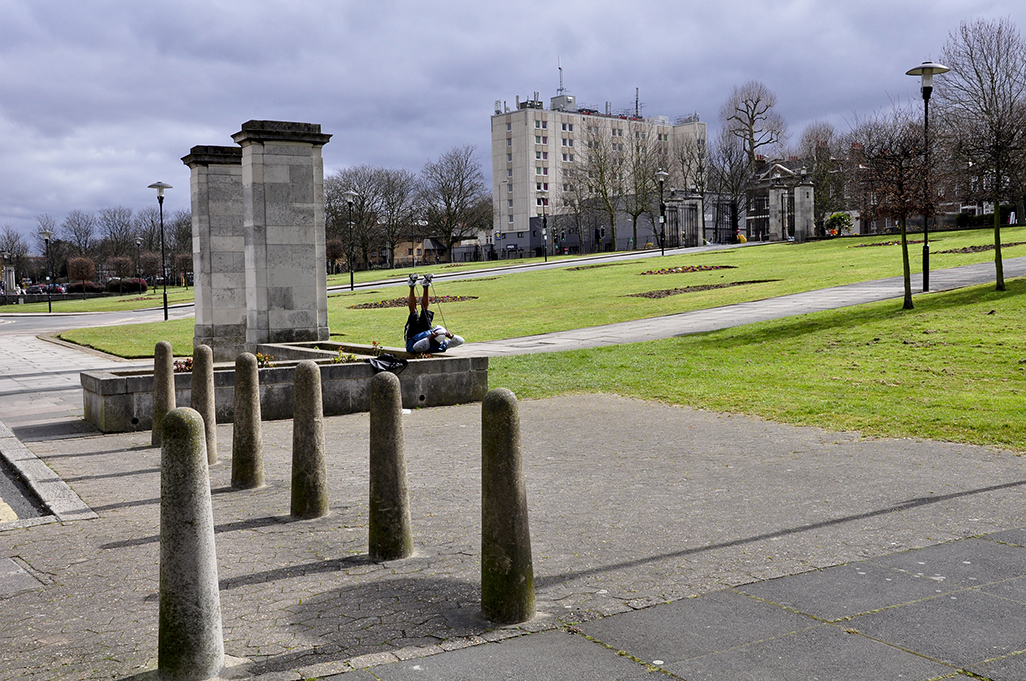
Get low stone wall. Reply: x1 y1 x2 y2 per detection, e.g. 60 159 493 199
81 347 488 434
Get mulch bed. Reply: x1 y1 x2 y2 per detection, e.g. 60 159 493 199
935 241 1026 254
628 279 779 299
349 295 477 310
851 240 924 248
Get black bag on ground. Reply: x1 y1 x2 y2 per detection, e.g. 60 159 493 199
367 353 408 375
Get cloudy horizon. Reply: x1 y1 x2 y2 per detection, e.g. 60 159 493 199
1 0 1022 247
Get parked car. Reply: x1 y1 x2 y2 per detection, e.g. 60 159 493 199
25 284 65 294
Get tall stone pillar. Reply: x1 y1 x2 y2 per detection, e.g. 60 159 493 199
768 183 786 241
182 145 246 361
794 178 815 243
231 120 332 347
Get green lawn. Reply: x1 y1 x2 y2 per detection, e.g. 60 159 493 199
55 227 1026 451
2 286 196 314
491 278 1026 452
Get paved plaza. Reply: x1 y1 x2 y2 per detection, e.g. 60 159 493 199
1 256 1026 680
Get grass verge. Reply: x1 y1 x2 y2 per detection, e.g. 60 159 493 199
490 278 1026 452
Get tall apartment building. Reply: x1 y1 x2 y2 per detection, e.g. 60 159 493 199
490 90 706 253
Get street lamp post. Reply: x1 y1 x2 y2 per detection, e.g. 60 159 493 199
135 236 142 279
906 60 949 292
342 190 359 291
538 189 548 262
656 169 669 256
39 229 53 313
148 182 172 320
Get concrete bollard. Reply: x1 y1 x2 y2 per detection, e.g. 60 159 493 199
480 388 535 624
158 407 224 680
231 352 264 490
369 371 413 561
190 344 218 465
291 360 328 519
152 341 175 447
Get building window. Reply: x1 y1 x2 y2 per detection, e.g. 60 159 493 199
508 199 513 208
568 138 573 147
507 138 512 147
543 182 549 190
535 135 541 144
517 232 524 238
535 120 541 128
542 151 548 159
536 182 543 190
507 153 512 162
562 153 568 161
541 120 547 128
542 136 548 144
506 122 512 131
569 154 574 162
536 167 542 175
568 123 574 131
562 138 568 146
407 248 413 255
508 214 514 223
507 169 513 177
417 248 423 256
536 151 542 159
507 183 513 193
542 167 548 175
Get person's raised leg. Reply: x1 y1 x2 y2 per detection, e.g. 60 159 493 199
420 275 432 312
407 273 419 314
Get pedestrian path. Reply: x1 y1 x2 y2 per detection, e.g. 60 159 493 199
456 256 1026 356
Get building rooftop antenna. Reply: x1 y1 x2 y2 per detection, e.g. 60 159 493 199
557 57 565 96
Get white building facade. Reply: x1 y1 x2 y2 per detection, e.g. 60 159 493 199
490 91 706 254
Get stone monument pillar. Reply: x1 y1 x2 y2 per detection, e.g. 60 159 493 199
231 120 332 347
794 177 815 243
768 182 785 241
182 146 245 361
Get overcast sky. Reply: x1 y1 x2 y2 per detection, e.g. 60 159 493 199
1 0 1023 244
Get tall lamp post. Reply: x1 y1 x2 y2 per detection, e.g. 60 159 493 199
656 169 669 256
342 190 359 291
537 189 548 262
39 229 53 313
135 236 142 279
906 60 949 292
147 182 172 320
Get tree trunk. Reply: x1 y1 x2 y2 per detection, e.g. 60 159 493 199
900 216 913 310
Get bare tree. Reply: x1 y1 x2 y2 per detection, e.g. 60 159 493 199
719 81 789 165
133 206 161 253
97 206 134 259
0 225 28 289
796 120 846 227
67 256 96 299
622 121 662 249
377 167 418 267
939 17 1026 291
109 256 132 294
672 131 708 239
707 130 750 241
848 106 926 309
60 210 96 256
168 209 192 285
325 165 383 270
580 125 626 250
420 145 489 261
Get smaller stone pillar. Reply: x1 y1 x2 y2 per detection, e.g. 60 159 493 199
231 353 264 490
291 361 328 519
768 183 786 241
481 388 535 624
369 372 413 561
152 341 175 447
182 146 246 362
190 344 218 465
159 407 224 680
794 177 815 243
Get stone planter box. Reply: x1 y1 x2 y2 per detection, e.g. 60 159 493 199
81 344 488 434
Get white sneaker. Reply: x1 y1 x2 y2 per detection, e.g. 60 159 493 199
420 273 434 286
407 273 419 287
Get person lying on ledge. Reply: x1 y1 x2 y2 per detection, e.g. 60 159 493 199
404 273 464 354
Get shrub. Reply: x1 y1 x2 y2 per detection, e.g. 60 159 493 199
65 281 106 294
107 277 148 294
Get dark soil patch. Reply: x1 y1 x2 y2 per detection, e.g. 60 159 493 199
349 295 477 310
851 240 924 248
628 279 779 299
936 241 1026 254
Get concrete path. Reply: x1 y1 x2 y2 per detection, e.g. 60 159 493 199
0 256 1025 680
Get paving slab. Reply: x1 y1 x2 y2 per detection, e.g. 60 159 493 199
867 537 1026 588
737 560 957 621
364 630 649 681
851 588 1026 667
664 622 953 681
